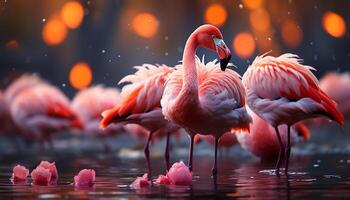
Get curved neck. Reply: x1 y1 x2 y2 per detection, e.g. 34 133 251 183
181 34 199 98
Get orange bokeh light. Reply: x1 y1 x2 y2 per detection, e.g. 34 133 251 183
322 11 346 38
249 8 270 32
6 40 19 48
281 19 303 48
60 1 84 29
42 18 68 46
132 13 159 38
243 0 263 10
69 62 93 90
204 4 227 27
233 32 256 58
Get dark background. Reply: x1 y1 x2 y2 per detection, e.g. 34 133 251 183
0 0 349 97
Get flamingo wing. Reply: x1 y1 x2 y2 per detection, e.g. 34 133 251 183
197 58 246 113
243 53 344 125
100 64 174 128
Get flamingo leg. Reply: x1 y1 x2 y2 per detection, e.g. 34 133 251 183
188 133 195 172
164 132 171 171
284 125 291 174
144 131 153 180
212 137 219 177
274 126 285 175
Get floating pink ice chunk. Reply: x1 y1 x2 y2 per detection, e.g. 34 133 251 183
38 161 58 180
31 166 52 186
166 161 192 185
155 174 171 185
11 165 29 182
74 169 96 187
130 173 150 188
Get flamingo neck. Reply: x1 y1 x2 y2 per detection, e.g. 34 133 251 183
180 34 199 102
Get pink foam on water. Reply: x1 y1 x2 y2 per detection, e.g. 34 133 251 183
31 166 52 186
74 169 96 187
130 173 150 188
155 174 171 185
38 161 58 180
166 161 192 185
11 165 29 182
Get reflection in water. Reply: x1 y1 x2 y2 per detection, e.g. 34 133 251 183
0 152 350 199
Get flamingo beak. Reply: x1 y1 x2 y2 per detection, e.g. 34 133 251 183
213 37 231 71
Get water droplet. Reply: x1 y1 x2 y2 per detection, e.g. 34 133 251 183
145 46 149 49
268 37 271 41
62 83 66 87
117 55 121 58
101 50 106 53
164 36 169 40
42 18 46 22
238 4 243 9
165 52 169 56
313 164 319 167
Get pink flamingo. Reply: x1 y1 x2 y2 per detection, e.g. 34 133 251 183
319 72 350 120
161 24 251 176
71 86 124 139
242 53 344 174
236 107 309 161
10 83 83 144
100 64 180 179
2 74 44 135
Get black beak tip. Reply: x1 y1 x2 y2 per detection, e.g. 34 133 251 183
220 55 231 71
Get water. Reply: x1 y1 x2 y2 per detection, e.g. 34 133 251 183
1 150 350 199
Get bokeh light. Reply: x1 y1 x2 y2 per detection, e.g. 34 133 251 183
69 62 93 90
42 17 68 46
242 0 263 10
233 32 256 58
281 19 303 48
204 4 227 27
322 11 346 38
131 12 159 38
6 40 19 48
60 1 84 29
249 8 270 32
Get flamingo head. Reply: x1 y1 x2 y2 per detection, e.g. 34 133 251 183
194 24 232 71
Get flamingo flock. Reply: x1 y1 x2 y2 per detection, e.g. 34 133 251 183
0 24 348 187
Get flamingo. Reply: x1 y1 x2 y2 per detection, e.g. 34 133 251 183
10 83 83 144
236 107 309 161
319 72 350 120
71 86 124 140
242 53 344 174
100 64 180 179
2 74 44 135
161 24 251 176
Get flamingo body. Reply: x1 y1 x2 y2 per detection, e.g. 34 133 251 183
319 72 350 120
242 53 344 173
10 83 82 141
72 85 123 137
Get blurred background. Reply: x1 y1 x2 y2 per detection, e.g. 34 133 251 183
0 0 349 96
